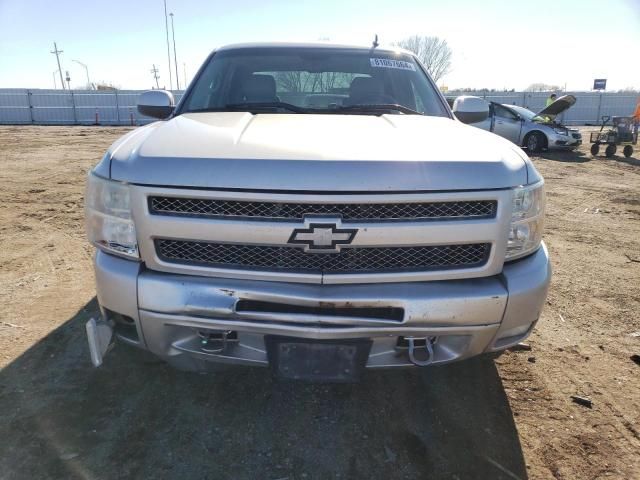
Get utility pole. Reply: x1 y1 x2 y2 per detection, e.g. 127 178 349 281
73 60 91 89
150 64 160 89
52 71 59 89
163 0 173 90
51 42 66 90
169 12 180 90
183 62 187 88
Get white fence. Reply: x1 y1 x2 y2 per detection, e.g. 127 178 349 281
0 88 637 126
0 89 184 126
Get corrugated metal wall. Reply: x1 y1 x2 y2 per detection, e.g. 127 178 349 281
446 91 638 125
0 88 637 125
0 89 184 126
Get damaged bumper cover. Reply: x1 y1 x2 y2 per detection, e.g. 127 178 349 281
91 244 551 370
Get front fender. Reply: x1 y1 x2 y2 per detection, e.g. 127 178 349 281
521 128 549 148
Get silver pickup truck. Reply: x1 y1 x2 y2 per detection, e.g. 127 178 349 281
85 43 550 382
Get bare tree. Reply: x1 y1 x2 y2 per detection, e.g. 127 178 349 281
276 71 303 92
275 71 355 93
525 83 561 92
394 35 452 82
95 81 119 91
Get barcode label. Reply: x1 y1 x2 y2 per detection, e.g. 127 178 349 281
370 58 416 71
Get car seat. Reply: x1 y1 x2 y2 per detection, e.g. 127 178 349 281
344 77 387 106
231 74 279 104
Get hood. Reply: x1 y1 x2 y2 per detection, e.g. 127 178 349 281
537 95 576 117
108 113 529 191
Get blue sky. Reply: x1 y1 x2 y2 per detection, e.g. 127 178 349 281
0 0 638 90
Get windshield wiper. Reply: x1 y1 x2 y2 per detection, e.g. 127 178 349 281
334 104 422 115
222 102 308 113
186 102 421 115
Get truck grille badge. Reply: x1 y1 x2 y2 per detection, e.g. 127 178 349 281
288 223 358 253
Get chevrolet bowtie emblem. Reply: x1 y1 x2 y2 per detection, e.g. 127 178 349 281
288 223 358 253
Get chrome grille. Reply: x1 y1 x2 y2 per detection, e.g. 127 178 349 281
149 197 497 222
155 239 490 273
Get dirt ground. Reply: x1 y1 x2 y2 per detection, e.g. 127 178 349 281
0 125 638 479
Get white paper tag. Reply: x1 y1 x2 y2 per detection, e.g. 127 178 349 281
370 58 416 71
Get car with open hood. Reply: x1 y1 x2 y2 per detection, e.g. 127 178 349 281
457 95 581 152
84 43 551 381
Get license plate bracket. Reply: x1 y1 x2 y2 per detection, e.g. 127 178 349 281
265 336 372 383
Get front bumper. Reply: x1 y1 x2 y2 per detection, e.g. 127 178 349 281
94 243 551 371
548 131 582 149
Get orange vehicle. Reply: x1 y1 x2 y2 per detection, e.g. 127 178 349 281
633 98 640 124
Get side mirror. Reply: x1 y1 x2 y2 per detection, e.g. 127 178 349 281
452 96 489 124
137 90 175 119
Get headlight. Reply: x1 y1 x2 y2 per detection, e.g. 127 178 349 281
85 172 139 259
506 181 545 261
553 128 568 135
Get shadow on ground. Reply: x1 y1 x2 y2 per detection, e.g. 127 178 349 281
535 148 591 163
535 146 639 167
599 154 640 167
0 300 527 480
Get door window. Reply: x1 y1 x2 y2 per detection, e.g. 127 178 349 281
493 104 518 120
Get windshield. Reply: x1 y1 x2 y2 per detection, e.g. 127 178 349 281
179 47 449 116
507 105 538 121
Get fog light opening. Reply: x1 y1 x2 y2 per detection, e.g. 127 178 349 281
105 309 139 342
493 322 534 349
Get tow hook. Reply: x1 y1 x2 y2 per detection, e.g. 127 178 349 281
407 337 436 366
199 330 236 354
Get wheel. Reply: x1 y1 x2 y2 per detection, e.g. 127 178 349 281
525 132 545 153
623 145 633 158
590 143 600 155
605 144 616 157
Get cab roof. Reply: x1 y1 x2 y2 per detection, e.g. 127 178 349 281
215 42 413 56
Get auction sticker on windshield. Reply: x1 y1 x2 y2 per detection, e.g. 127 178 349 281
370 58 416 71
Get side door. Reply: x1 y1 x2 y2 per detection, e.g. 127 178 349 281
492 104 522 144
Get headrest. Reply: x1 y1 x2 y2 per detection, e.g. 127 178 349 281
242 74 277 102
349 77 383 96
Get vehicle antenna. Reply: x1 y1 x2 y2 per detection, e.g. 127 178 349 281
372 34 379 48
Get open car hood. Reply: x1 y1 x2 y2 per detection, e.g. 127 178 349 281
536 95 576 117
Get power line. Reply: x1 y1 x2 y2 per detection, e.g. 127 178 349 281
50 42 66 90
150 64 160 89
170 12 179 90
163 0 173 90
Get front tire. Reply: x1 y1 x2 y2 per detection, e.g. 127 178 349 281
605 144 616 157
623 145 633 158
590 143 600 155
525 132 545 153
